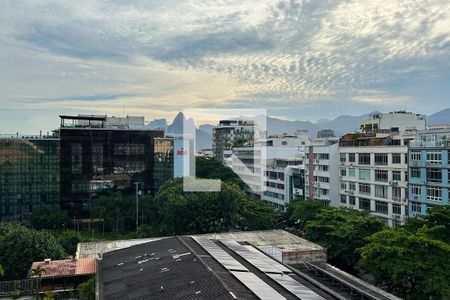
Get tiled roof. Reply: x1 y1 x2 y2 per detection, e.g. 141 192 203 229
30 258 96 278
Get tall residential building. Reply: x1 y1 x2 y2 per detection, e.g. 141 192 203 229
153 135 194 191
59 115 163 217
408 128 450 216
212 119 255 164
338 130 416 227
360 111 426 133
0 135 60 223
304 138 340 206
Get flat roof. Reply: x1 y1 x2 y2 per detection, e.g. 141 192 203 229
59 115 107 121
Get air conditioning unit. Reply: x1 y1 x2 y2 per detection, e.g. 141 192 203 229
413 161 418 166
392 181 399 186
349 191 354 195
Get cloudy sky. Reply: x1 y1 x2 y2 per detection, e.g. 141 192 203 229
1 0 449 133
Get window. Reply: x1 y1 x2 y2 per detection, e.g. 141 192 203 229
359 169 371 181
427 187 442 201
375 170 388 182
393 204 401 215
340 169 347 176
359 183 371 195
411 202 421 213
71 143 82 175
410 168 420 178
349 196 356 205
375 185 388 199
359 198 371 210
392 171 402 181
392 153 401 164
411 150 421 161
349 182 356 191
426 169 442 183
340 195 347 204
375 201 388 214
426 151 442 164
348 168 356 177
281 141 287 145
374 154 388 165
392 187 402 200
340 153 346 163
358 153 371 165
340 181 347 190
349 153 356 163
411 185 421 195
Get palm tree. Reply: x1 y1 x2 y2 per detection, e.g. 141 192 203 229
31 266 46 299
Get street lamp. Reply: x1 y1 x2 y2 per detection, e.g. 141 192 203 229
133 182 143 233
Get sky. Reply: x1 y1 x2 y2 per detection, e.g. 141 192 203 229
1 0 449 133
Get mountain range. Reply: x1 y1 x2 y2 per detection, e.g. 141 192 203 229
147 108 450 150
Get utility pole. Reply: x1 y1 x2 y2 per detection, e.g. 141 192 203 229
134 182 143 233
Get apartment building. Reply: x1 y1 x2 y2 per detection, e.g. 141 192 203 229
231 134 307 210
212 119 255 164
304 138 339 206
408 128 450 216
338 130 418 226
360 111 426 132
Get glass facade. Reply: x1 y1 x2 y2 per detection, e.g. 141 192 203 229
59 128 163 217
0 138 60 222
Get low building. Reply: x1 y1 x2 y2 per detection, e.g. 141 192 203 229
408 128 450 216
29 258 96 292
95 230 400 300
360 111 426 133
317 129 335 139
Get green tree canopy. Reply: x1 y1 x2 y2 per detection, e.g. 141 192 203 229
357 227 450 299
236 197 279 230
0 224 66 280
304 208 385 272
285 199 330 230
195 156 244 188
30 204 70 230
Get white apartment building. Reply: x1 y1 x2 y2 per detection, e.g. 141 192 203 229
338 130 416 227
231 134 307 210
304 139 340 206
360 111 426 133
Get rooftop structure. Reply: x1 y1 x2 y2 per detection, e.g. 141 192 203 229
96 230 400 300
59 115 146 129
76 238 166 258
30 258 96 279
360 111 426 133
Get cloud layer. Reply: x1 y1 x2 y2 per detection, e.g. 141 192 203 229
0 0 449 132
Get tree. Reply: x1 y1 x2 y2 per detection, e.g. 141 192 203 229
357 228 450 299
154 178 244 235
195 156 245 188
78 277 95 300
304 208 384 272
30 204 70 230
31 265 46 299
0 224 66 280
403 205 450 243
285 199 330 230
236 197 279 230
0 263 4 278
56 230 81 257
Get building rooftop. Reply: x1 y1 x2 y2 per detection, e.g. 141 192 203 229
96 230 400 300
30 258 96 279
76 238 166 258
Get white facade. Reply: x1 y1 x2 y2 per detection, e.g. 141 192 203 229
360 112 426 133
304 140 339 206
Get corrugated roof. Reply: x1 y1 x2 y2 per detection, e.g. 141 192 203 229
30 258 96 278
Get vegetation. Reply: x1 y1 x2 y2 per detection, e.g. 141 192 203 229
0 224 66 280
304 208 384 272
152 178 277 235
285 199 330 230
358 227 450 299
77 277 95 300
195 156 245 188
30 204 70 230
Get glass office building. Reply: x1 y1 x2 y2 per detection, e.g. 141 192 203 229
59 115 164 217
0 137 60 223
